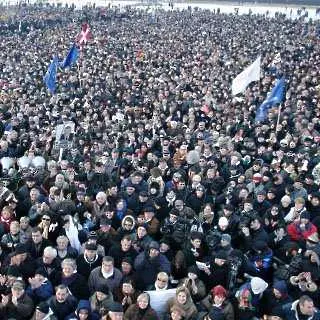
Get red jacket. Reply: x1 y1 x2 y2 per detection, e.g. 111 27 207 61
287 222 317 241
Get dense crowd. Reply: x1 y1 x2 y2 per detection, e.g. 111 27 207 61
0 2 319 320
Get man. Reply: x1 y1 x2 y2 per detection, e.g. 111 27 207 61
36 246 61 283
88 256 123 294
26 227 51 259
108 235 138 268
147 271 170 290
48 284 77 320
280 295 320 320
134 241 171 290
76 242 103 278
0 280 34 319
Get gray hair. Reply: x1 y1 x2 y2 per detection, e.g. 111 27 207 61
43 246 57 259
61 258 76 270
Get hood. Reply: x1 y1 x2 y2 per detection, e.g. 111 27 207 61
76 300 91 315
273 280 288 297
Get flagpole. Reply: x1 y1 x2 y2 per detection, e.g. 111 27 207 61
275 103 282 138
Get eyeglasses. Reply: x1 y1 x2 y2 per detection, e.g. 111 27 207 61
42 217 51 221
124 223 133 227
157 278 167 282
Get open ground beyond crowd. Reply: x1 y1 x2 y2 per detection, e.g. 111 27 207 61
0 2 320 320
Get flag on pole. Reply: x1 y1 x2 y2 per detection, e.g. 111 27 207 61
255 77 286 122
232 56 261 96
76 23 92 46
61 44 79 69
43 56 59 94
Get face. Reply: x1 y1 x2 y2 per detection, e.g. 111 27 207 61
138 296 149 309
56 288 68 303
96 291 107 301
10 224 19 235
177 292 187 305
121 262 132 274
300 301 314 316
85 249 97 260
213 294 225 306
102 261 113 273
121 239 132 252
11 287 24 299
273 288 282 299
41 215 51 225
191 238 201 248
123 220 133 230
57 238 68 250
20 219 29 229
78 309 89 319
32 231 43 244
122 282 133 294
215 258 226 266
2 209 11 219
62 265 74 277
156 275 168 289
137 226 147 238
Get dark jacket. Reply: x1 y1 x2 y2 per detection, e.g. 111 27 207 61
66 299 100 320
0 293 34 320
49 295 78 320
134 251 171 290
124 304 159 320
280 300 320 320
76 254 103 278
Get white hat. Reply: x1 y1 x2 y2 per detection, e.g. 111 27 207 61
218 217 229 227
251 277 268 295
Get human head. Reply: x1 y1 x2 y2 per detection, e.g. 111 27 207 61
137 292 150 310
32 227 43 244
299 295 315 316
155 272 169 289
61 258 77 277
43 246 57 265
55 284 69 303
102 256 114 273
56 235 69 250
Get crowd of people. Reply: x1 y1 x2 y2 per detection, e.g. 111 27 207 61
0 1 319 320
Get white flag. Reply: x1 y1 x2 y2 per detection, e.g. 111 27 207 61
232 56 261 96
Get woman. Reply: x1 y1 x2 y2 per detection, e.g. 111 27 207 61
37 213 60 243
0 206 14 237
124 292 158 320
116 215 136 241
114 279 139 312
166 287 197 320
163 304 186 320
198 285 234 320
52 258 89 300
90 285 114 316
263 205 284 233
178 265 206 302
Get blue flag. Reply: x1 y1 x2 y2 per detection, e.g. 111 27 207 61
255 77 285 122
43 56 59 94
61 44 79 69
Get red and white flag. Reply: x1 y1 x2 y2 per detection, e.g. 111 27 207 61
76 23 93 46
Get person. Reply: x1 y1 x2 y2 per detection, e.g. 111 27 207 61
147 271 170 290
163 304 186 320
123 292 158 320
0 279 34 320
166 286 197 320
90 284 114 316
198 285 234 320
76 242 103 278
66 299 100 320
26 227 52 259
279 295 320 320
31 301 57 320
134 241 171 290
26 267 54 304
114 279 139 313
88 256 123 295
51 258 89 300
236 277 268 320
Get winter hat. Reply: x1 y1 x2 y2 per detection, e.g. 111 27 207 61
221 234 231 243
208 306 225 320
85 242 98 251
108 302 123 313
187 265 200 277
252 173 262 183
307 233 320 244
215 250 228 261
95 284 109 295
211 285 227 298
300 211 310 220
35 268 47 278
149 241 160 250
250 277 268 294
36 302 49 314
273 280 288 297
252 240 267 253
14 243 27 254
122 256 133 265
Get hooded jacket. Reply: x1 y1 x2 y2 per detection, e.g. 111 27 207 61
66 299 100 320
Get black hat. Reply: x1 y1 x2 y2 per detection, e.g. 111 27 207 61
15 243 27 254
108 302 123 313
35 268 47 278
149 241 160 250
252 240 267 252
85 242 98 251
7 266 21 278
88 231 97 239
36 302 49 314
187 265 200 277
215 250 227 261
96 284 109 295
300 211 310 220
139 191 148 197
224 204 234 211
208 306 224 320
122 256 133 265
